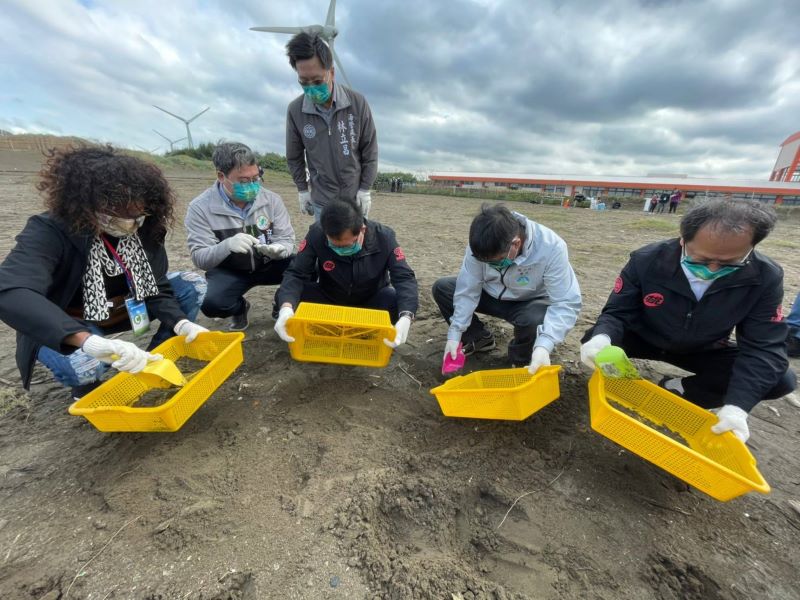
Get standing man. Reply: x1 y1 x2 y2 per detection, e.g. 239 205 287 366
432 204 582 374
580 199 797 443
185 142 295 331
285 32 378 221
668 189 682 214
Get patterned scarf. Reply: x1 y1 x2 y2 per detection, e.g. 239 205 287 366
81 234 160 321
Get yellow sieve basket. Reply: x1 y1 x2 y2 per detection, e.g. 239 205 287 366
286 302 396 368
588 370 770 501
68 332 244 433
430 365 562 420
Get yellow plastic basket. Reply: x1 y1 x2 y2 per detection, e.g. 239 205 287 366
286 302 396 368
588 371 770 501
68 332 245 432
430 366 562 420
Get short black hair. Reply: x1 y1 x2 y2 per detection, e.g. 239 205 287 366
212 142 257 176
680 198 777 245
286 32 333 71
469 203 523 261
320 200 363 238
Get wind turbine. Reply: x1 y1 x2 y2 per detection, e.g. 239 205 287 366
251 0 352 88
153 129 188 152
152 105 210 149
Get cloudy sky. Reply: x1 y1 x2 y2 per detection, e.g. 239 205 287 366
1 0 798 179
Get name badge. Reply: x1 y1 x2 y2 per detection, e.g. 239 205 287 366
125 297 151 336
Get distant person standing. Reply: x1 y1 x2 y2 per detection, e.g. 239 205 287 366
656 191 670 214
397 179 403 193
649 193 659 213
391 178 397 193
668 189 682 214
285 32 378 221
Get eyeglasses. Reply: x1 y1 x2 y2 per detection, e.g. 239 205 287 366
681 246 753 269
224 175 260 185
298 72 330 87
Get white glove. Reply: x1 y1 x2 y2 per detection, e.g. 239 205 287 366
383 315 411 348
443 339 461 360
298 191 314 215
82 334 162 374
356 189 372 217
174 319 209 343
256 243 291 259
580 334 611 369
223 233 258 255
711 405 750 443
274 306 295 342
528 346 551 375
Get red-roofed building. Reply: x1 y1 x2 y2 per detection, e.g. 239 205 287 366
770 131 800 182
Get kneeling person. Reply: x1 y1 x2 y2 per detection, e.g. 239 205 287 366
185 142 295 331
274 200 418 348
580 199 797 442
433 204 582 373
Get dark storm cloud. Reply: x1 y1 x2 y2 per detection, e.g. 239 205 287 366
1 0 798 178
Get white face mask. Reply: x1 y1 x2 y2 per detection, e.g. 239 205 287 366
97 213 146 237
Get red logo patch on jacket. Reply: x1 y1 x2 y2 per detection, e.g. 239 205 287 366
322 260 335 272
393 247 406 261
613 276 623 294
643 292 664 308
298 238 307 253
771 305 784 322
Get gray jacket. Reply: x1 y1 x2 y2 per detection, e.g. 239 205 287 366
185 182 294 272
449 213 582 353
286 84 379 207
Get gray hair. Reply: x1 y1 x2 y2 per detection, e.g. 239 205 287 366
680 198 777 245
212 142 257 176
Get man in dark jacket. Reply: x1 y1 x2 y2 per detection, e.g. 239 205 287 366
581 199 796 443
285 32 378 220
274 200 418 349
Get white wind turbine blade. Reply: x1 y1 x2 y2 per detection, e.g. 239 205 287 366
250 26 305 34
153 105 187 123
332 48 352 88
187 107 210 123
153 129 172 143
325 0 336 28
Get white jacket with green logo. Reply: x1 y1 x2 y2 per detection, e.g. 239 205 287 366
448 212 582 352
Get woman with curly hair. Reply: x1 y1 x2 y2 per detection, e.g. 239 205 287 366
0 145 208 398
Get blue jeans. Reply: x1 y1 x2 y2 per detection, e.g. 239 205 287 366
787 291 800 335
37 271 206 388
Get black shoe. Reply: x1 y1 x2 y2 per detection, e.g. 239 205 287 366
788 329 800 358
71 380 102 400
229 300 250 332
462 332 496 356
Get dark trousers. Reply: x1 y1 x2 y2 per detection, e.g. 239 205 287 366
201 257 292 318
655 202 667 213
668 202 678 214
298 282 398 322
621 331 797 409
432 276 548 364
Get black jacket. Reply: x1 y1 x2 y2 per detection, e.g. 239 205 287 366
277 220 419 315
0 214 186 388
584 239 789 411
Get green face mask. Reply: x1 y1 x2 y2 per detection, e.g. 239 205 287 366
302 75 332 104
487 257 514 271
681 247 751 281
681 259 740 281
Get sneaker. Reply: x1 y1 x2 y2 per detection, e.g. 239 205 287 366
787 330 800 358
462 332 496 356
229 300 250 332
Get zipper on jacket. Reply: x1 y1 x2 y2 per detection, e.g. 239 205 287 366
497 267 510 301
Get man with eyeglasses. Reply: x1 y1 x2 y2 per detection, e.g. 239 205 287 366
185 142 295 331
285 32 378 221
432 204 582 374
581 198 797 443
